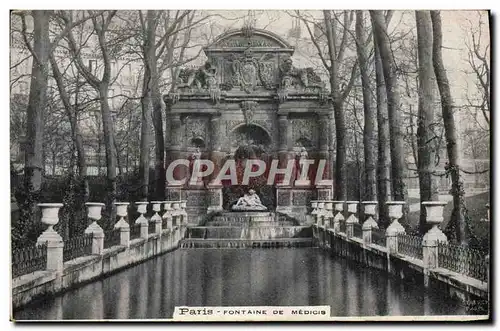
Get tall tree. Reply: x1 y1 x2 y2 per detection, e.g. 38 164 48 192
370 10 408 206
430 10 469 244
322 10 357 200
355 10 376 202
62 10 119 213
415 10 439 234
373 13 392 227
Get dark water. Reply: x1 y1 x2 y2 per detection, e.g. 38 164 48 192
14 248 466 320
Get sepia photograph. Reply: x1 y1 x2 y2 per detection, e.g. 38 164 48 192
8 8 491 322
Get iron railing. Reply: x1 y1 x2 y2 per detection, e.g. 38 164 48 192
397 234 423 260
162 217 170 231
130 224 142 240
12 243 47 278
148 221 156 234
353 223 363 239
339 220 346 234
438 242 488 282
63 234 93 262
103 229 121 249
371 227 386 247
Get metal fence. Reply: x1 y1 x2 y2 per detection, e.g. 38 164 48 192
63 234 93 262
12 243 47 278
162 217 170 231
148 221 156 234
339 220 346 234
353 223 363 239
103 229 121 249
371 227 386 247
438 242 488 282
397 234 423 260
130 224 142 240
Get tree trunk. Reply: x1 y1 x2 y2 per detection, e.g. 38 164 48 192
416 10 439 234
370 10 408 206
374 27 391 228
139 82 151 201
99 87 118 209
430 10 468 244
324 10 347 200
24 10 50 195
49 54 89 200
355 10 377 201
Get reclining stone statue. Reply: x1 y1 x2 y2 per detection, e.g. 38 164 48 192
231 189 267 211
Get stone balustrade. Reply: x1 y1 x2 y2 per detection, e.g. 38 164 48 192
308 199 489 301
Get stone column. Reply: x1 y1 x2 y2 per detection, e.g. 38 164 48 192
385 201 406 254
84 202 105 255
166 113 186 195
422 201 448 287
345 201 359 238
135 202 149 239
209 114 226 185
37 203 64 273
114 202 130 248
362 201 378 246
151 201 163 235
207 183 223 213
332 201 345 233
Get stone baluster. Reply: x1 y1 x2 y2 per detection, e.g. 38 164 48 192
332 201 345 233
135 202 149 239
324 202 334 229
345 201 359 238
180 200 188 226
422 201 448 287
114 202 130 248
37 203 64 273
84 202 105 255
361 201 379 246
162 201 173 230
385 201 406 254
150 201 163 235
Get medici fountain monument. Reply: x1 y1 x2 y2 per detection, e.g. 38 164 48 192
163 28 334 246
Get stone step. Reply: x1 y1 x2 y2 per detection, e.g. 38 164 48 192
179 238 314 249
186 226 312 240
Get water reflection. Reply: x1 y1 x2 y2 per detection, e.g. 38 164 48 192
14 248 466 320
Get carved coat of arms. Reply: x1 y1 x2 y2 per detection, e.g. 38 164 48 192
230 49 275 93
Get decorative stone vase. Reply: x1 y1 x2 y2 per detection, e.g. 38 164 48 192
180 200 187 209
346 201 359 215
38 203 64 232
324 202 334 227
333 201 344 213
317 201 325 217
114 202 129 218
136 201 149 215
86 202 105 222
362 201 378 217
171 202 181 216
422 201 448 243
162 201 173 218
386 201 405 220
150 201 163 223
386 201 406 234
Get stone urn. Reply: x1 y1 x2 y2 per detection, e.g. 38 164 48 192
150 201 163 222
171 202 181 216
422 201 448 243
180 200 187 209
362 201 378 217
346 201 359 215
114 202 130 219
85 202 105 222
162 201 173 218
38 203 64 232
333 201 344 213
386 201 406 234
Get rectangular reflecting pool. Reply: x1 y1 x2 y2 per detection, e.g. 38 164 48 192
13 248 468 320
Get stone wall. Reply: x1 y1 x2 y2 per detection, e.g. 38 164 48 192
313 226 488 304
12 227 186 310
